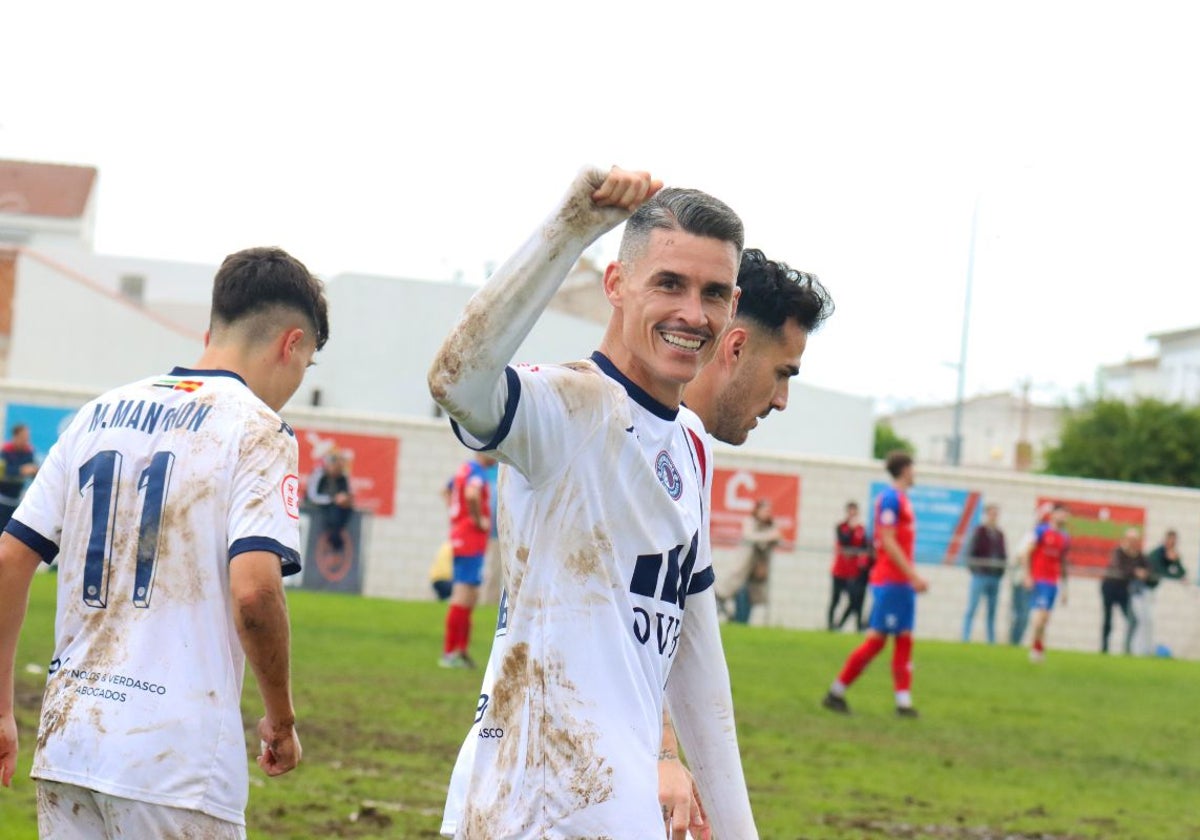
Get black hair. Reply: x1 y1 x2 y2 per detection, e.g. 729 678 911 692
211 247 329 350
736 248 833 334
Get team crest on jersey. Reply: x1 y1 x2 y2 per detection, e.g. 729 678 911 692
655 450 683 500
282 474 300 519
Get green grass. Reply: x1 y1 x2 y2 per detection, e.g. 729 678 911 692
4 574 1198 839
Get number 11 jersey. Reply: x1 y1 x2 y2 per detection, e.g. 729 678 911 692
6 367 302 826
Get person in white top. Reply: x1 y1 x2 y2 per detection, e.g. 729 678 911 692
439 240 834 839
0 246 328 838
430 166 757 839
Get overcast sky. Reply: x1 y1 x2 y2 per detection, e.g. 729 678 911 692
5 1 1199 411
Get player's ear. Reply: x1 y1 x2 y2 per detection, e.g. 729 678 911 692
282 327 306 361
725 326 749 366
601 261 624 307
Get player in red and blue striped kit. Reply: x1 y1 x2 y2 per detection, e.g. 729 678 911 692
824 451 928 717
1022 503 1070 663
440 454 495 668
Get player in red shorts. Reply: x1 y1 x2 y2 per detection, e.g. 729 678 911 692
823 451 928 717
1021 502 1071 663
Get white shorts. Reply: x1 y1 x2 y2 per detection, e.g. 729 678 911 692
37 780 246 840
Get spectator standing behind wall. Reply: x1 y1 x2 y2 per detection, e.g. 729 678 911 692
1101 528 1147 655
961 504 1006 644
718 499 781 624
306 450 354 551
0 424 38 531
1136 529 1187 655
828 501 868 630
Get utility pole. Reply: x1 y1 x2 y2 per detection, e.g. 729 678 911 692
949 198 978 466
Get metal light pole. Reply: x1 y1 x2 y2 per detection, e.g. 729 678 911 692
949 198 978 466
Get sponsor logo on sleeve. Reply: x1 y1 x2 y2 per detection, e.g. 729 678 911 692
282 474 300 519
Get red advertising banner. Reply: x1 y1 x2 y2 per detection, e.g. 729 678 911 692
711 468 800 550
295 427 400 517
1035 497 1145 577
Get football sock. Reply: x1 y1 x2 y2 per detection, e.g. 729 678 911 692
445 604 469 654
892 633 913 692
837 634 887 688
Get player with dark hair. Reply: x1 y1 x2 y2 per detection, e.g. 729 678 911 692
431 166 760 838
682 248 832 446
0 246 326 837
823 451 928 717
1020 502 1071 663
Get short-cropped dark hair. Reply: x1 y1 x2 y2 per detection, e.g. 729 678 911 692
736 248 833 335
211 247 329 350
885 450 913 478
618 187 744 263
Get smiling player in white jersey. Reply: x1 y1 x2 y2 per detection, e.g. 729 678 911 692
430 166 758 838
0 247 327 839
440 243 835 839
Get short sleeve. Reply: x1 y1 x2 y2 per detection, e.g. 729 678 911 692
877 490 900 527
5 423 76 563
228 415 302 576
452 364 609 487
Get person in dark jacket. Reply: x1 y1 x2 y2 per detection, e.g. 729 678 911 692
307 450 354 551
961 504 1006 644
1134 529 1187 655
1101 528 1148 654
829 502 869 630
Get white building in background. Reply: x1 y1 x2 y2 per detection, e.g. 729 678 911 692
1100 325 1200 403
881 390 1064 471
0 157 873 459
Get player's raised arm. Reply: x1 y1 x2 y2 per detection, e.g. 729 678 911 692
427 166 661 442
665 587 758 839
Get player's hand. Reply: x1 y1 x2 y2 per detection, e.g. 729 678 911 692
554 166 663 240
659 754 709 840
911 574 929 594
0 711 18 788
257 717 301 777
592 166 662 211
1060 589 1068 607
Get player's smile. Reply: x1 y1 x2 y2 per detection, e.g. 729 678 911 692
658 327 709 354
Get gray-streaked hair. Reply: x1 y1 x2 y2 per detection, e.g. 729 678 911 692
617 188 744 264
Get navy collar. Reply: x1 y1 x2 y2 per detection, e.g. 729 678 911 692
169 366 248 387
590 352 679 421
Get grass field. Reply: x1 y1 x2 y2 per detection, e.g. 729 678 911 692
3 574 1198 839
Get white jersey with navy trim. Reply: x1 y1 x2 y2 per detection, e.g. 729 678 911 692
6 367 302 825
442 352 714 839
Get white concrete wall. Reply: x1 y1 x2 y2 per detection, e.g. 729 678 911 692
3 379 1197 660
10 250 204 391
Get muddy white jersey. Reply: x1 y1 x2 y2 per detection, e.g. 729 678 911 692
442 352 713 839
7 368 302 826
